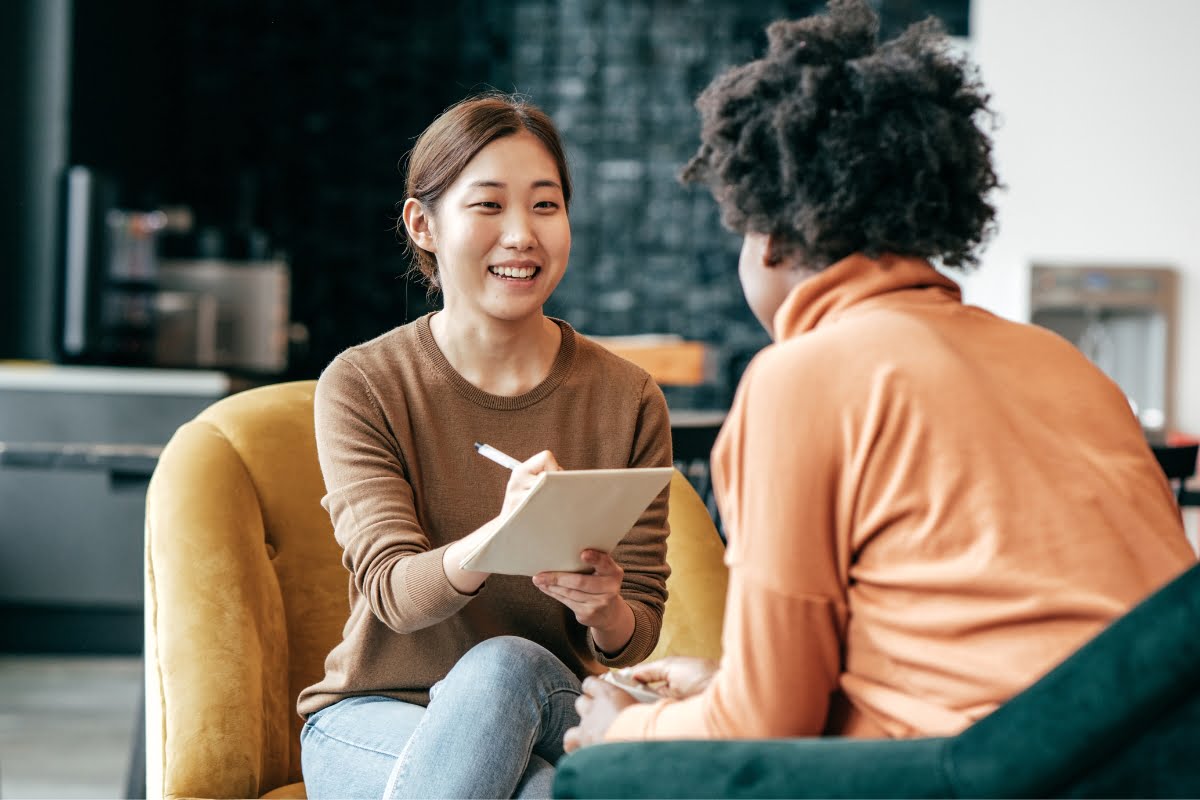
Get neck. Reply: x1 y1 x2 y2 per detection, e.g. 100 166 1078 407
429 308 562 397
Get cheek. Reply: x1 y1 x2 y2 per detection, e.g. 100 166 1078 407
543 218 571 257
439 214 494 252
737 248 765 308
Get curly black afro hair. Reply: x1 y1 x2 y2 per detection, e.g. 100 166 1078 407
681 0 999 270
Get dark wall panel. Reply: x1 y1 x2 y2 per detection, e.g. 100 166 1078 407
63 0 968 403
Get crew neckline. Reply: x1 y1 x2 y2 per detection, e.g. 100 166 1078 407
413 313 578 410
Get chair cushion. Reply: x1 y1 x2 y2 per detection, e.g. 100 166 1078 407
260 781 307 799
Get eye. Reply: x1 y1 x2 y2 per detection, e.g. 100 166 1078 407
472 201 502 210
534 201 560 211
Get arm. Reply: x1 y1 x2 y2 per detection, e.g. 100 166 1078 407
605 356 848 739
315 357 480 632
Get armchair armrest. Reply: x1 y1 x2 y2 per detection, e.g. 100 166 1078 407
553 737 951 799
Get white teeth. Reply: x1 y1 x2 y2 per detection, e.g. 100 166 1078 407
490 265 537 279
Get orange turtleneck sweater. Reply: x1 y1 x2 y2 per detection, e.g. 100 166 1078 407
606 254 1194 741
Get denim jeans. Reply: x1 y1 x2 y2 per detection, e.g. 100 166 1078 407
301 636 583 799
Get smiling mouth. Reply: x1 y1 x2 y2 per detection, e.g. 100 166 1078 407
488 265 540 280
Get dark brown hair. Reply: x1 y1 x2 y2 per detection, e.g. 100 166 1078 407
681 0 999 270
400 92 572 289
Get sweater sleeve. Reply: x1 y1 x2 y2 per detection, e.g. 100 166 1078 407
590 374 674 668
606 353 848 739
314 356 474 634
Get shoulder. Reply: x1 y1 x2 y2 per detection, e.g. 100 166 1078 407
566 326 659 400
320 320 423 386
316 321 425 410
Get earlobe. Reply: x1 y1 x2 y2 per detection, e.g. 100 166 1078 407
402 198 437 252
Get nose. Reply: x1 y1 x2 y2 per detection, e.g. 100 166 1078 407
500 210 536 251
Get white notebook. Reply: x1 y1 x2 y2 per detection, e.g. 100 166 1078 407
458 467 674 576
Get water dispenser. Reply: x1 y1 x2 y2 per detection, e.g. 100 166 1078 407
1030 265 1178 438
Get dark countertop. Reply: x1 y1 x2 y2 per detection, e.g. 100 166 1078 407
0 441 162 476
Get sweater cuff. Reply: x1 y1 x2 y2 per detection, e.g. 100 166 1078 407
394 543 476 622
591 600 657 668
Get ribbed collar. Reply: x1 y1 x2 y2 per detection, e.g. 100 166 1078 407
413 312 578 410
773 253 963 341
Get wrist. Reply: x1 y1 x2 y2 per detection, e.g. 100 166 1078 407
443 535 488 595
590 598 635 656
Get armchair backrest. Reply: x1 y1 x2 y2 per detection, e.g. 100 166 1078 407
949 559 1200 797
146 380 344 799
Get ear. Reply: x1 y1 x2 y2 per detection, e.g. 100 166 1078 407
763 234 784 268
402 198 437 253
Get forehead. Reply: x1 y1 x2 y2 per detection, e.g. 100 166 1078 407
451 131 561 187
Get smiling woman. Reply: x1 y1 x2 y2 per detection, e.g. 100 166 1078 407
295 93 673 799
405 132 571 341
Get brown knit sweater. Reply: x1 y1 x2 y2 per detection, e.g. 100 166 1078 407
296 314 672 717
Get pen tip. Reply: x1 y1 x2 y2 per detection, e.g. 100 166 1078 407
473 442 483 450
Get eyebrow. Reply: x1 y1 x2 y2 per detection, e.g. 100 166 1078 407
468 180 562 190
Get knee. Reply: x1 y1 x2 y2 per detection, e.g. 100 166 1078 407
442 636 572 693
460 635 558 673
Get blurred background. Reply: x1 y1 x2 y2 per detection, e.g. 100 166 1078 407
1 0 1198 796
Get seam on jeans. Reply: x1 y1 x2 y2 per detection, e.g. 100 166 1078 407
381 753 403 800
539 685 583 747
542 685 582 719
306 720 403 759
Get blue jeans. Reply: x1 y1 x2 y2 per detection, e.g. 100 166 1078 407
301 636 583 799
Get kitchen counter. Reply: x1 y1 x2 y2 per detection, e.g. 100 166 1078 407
0 441 161 476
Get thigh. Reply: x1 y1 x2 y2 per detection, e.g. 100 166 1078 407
301 695 425 800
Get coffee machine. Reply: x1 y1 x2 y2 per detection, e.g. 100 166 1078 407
55 165 295 375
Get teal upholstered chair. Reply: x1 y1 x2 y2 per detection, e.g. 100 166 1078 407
554 561 1200 799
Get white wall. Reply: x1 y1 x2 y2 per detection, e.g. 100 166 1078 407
963 0 1200 434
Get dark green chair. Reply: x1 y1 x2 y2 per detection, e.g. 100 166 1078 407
555 561 1200 798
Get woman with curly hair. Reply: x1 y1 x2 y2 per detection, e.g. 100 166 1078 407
566 0 1193 747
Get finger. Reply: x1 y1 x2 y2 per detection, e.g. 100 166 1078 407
538 571 620 593
563 727 581 753
521 449 562 476
539 583 605 607
583 675 625 702
574 693 592 716
626 661 670 682
580 549 623 576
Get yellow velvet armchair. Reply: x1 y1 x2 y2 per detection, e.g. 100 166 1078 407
144 380 727 799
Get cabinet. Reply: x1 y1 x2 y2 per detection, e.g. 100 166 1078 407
0 364 236 650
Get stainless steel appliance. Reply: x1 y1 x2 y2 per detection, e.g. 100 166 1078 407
155 259 291 374
56 165 294 375
1030 265 1178 437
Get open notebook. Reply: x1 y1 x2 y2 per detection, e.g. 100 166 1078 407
458 467 674 576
